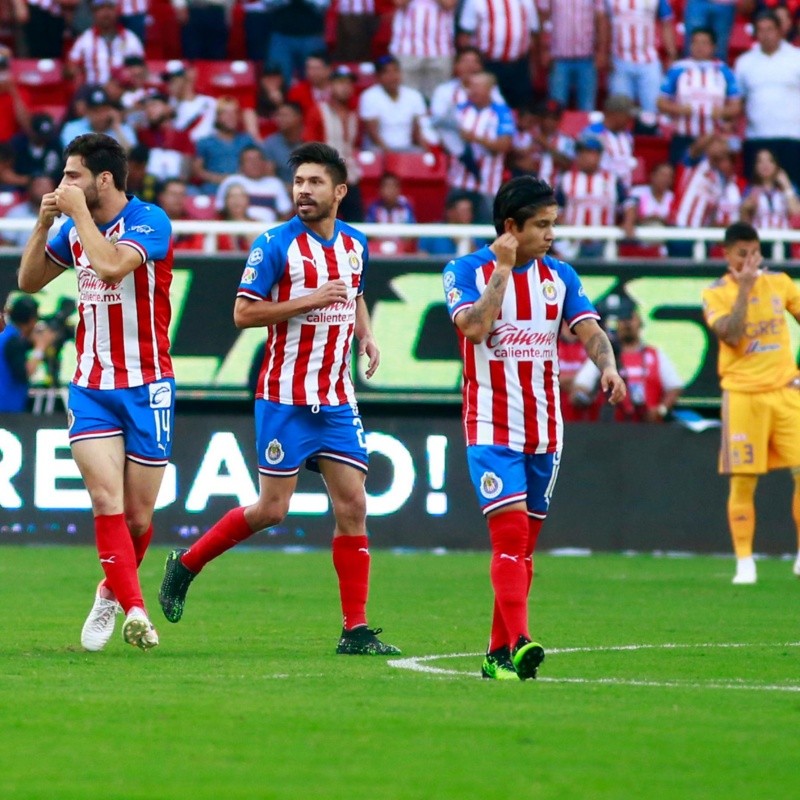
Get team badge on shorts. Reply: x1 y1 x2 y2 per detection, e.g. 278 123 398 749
149 382 172 408
480 471 503 499
265 438 285 464
542 280 558 302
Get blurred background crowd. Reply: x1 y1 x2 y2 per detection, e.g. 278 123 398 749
0 0 799 260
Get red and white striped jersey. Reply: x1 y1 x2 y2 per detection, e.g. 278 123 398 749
713 176 743 227
390 0 456 59
744 185 792 230
511 129 575 186
68 25 145 85
444 251 600 453
448 100 516 195
458 0 540 62
595 127 636 187
118 0 149 14
45 196 174 390
238 216 368 407
671 158 722 227
607 0 673 65
539 0 605 59
556 167 625 226
629 183 673 222
337 0 375 12
659 58 740 137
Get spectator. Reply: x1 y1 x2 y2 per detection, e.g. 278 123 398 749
118 0 149 43
607 0 677 114
630 161 675 226
261 101 306 185
136 91 195 182
735 10 800 186
456 0 541 110
60 86 138 151
10 113 63 182
126 143 160 203
23 0 67 59
264 0 330 87
68 0 145 86
286 51 332 118
0 296 55 413
214 145 293 222
555 134 636 258
358 55 428 152
389 0 457 100
658 27 742 165
365 172 416 223
683 0 739 60
509 98 574 186
418 191 475 255
0 142 28 191
193 97 257 193
158 177 205 250
243 0 270 62
217 183 260 252
750 1 800 43
171 0 232 60
538 0 609 112
119 55 162 128
334 0 379 63
0 48 31 145
447 71 514 223
304 64 364 221
254 66 288 127
572 292 683 423
162 60 219 144
430 46 505 161
582 94 638 188
713 149 745 228
1 175 60 249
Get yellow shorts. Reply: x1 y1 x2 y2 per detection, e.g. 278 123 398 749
720 386 800 474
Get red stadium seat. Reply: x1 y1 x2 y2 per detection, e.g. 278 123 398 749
373 237 419 256
618 242 664 258
193 60 257 108
631 156 647 186
559 110 590 138
184 194 217 220
728 20 753 62
12 58 71 107
356 149 386 209
383 151 448 223
634 134 670 174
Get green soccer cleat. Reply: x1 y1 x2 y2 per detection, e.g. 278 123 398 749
481 646 520 680
336 626 401 655
158 548 197 623
511 636 545 681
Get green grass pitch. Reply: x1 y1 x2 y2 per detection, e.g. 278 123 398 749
0 546 798 800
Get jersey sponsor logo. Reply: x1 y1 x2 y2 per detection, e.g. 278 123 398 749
443 271 456 290
446 287 462 306
486 323 557 349
480 471 503 499
305 298 356 325
247 247 264 267
129 224 155 234
265 438 285 464
241 267 257 284
149 381 173 409
542 279 558 302
348 253 363 273
77 267 122 305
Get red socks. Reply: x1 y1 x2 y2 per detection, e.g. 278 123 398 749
100 524 153 598
332 535 370 630
94 514 143 614
488 510 530 647
181 506 254 574
526 517 543 596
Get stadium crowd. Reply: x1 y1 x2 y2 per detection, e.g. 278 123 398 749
0 0 799 258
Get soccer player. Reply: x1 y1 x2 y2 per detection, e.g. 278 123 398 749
158 142 400 656
444 176 626 680
18 132 174 651
701 222 800 585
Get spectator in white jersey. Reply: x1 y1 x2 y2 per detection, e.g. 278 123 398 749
630 161 674 227
509 99 574 187
162 60 218 144
581 94 638 188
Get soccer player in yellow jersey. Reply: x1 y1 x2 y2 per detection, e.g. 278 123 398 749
702 222 800 584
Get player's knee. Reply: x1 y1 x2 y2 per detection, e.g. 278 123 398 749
249 497 289 529
333 493 367 530
125 512 151 537
88 486 122 517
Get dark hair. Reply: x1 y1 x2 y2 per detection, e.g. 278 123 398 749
375 54 399 73
723 221 760 247
128 143 150 164
9 295 39 326
239 144 264 161
63 133 128 190
754 9 781 29
288 142 348 186
492 176 557 234
156 177 186 196
306 50 331 66
280 100 305 118
455 46 483 64
690 26 717 45
445 191 473 210
379 171 401 184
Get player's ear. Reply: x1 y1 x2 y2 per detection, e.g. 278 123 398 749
503 218 517 234
335 182 348 204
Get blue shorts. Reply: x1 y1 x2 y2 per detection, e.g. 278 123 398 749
466 445 561 517
255 400 368 477
67 379 175 467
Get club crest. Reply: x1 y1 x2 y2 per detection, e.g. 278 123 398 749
265 438 285 464
480 471 503 499
349 253 362 273
542 280 558 303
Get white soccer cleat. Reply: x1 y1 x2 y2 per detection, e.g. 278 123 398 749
793 552 800 578
122 607 159 651
732 556 757 585
81 585 121 652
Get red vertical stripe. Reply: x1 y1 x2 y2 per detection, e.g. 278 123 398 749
87 310 103 388
335 324 354 404
537 260 559 320
518 360 538 450
266 262 293 400
463 337 479 444
134 263 155 383
489 360 509 446
74 306 86 384
512 270 532 320
296 233 319 287
317 325 339 402
107 302 127 388
543 360 557 447
323 241 340 280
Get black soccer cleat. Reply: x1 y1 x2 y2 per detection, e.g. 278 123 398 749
511 635 545 680
336 626 401 655
158 548 197 623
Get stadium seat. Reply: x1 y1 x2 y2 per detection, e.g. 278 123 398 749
193 60 257 108
618 241 665 259
559 110 590 138
184 194 217 220
728 20 753 62
634 134 670 174
12 59 71 107
383 151 448 223
631 156 648 186
356 149 386 210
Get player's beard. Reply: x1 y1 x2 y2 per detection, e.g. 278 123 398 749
84 180 101 212
295 197 333 222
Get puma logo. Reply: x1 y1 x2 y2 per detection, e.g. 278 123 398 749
99 556 116 564
499 553 519 563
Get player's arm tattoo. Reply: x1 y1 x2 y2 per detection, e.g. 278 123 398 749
458 270 511 341
584 329 616 373
712 289 749 346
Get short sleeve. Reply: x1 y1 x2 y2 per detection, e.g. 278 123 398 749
118 203 171 263
721 64 740 98
45 219 74 269
660 64 680 96
783 273 800 318
443 255 484 321
701 285 729 327
558 261 600 327
237 231 287 300
496 105 516 137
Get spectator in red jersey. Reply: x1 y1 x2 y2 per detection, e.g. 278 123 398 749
67 0 145 87
558 321 598 422
171 0 231 60
136 91 195 183
456 0 541 111
286 51 333 117
334 0 380 63
572 293 682 423
538 0 609 112
0 48 31 145
509 98 574 187
389 0 458 100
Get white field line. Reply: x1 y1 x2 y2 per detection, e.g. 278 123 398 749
388 642 800 691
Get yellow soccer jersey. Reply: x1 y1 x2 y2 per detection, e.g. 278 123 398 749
702 270 800 392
